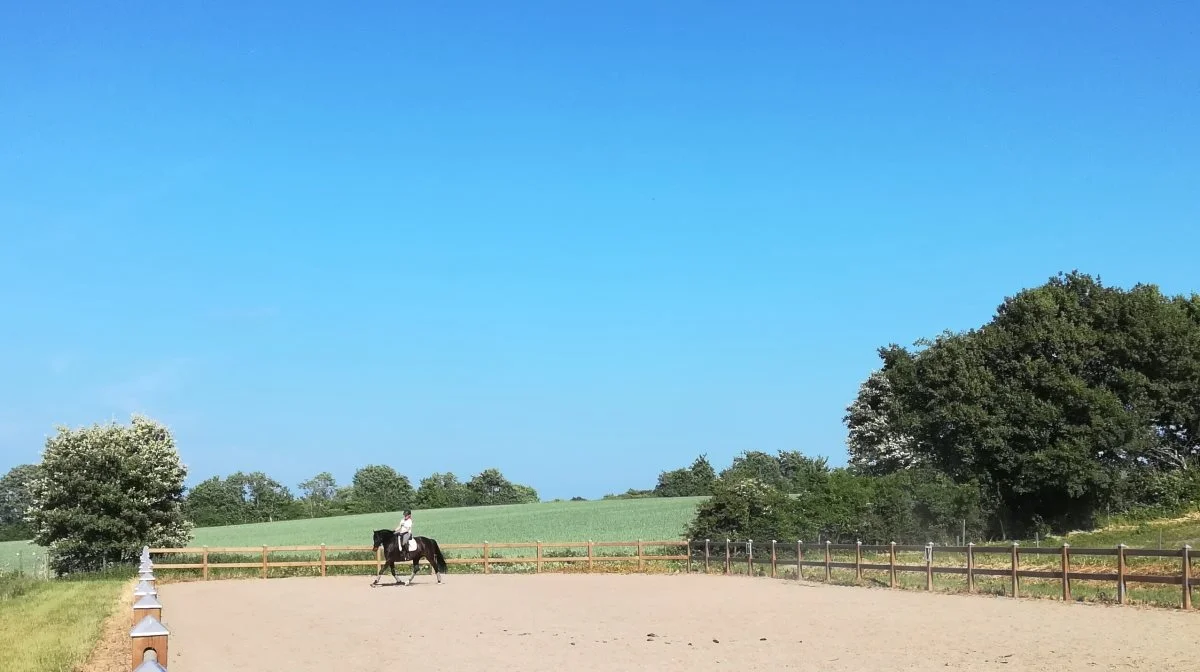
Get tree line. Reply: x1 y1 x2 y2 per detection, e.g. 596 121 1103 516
182 465 538 527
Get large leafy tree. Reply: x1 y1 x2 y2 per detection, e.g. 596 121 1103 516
298 472 338 518
848 272 1200 537
29 416 192 574
414 472 470 509
465 468 539 506
350 465 414 513
0 464 39 541
653 454 718 497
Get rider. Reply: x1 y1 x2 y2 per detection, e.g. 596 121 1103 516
394 510 413 554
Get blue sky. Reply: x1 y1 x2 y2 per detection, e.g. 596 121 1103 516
1 2 1197 500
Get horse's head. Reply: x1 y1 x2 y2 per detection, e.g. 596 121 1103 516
372 529 392 551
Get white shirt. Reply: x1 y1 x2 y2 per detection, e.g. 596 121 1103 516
396 517 412 534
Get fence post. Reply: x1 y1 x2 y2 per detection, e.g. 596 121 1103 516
132 594 163 627
925 542 933 591
1182 545 1192 610
1010 542 1020 599
747 540 753 576
796 541 803 581
704 539 710 574
686 539 692 574
536 541 543 573
967 543 975 593
202 546 209 581
484 542 491 574
130 615 169 670
855 541 862 582
261 545 268 579
824 541 831 582
770 540 777 578
1061 543 1071 602
725 539 731 575
1117 544 1126 604
320 544 327 577
889 542 896 588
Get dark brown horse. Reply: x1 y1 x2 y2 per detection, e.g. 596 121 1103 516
370 529 448 586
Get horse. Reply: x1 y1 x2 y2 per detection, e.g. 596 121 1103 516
370 529 448 587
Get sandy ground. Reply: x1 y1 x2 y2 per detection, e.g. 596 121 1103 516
156 574 1198 671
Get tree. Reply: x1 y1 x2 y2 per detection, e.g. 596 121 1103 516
298 472 338 518
686 478 800 542
849 272 1200 537
184 475 246 527
28 416 192 574
720 451 786 490
415 472 470 510
0 464 39 541
844 370 917 475
350 465 414 514
653 454 718 497
465 468 538 506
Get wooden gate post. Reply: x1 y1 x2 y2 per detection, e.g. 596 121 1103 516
1182 545 1192 610
1117 544 1126 604
1061 544 1071 601
824 541 831 582
889 542 897 588
855 541 862 582
725 539 731 575
202 546 209 581
320 544 327 578
770 540 777 578
484 542 491 574
747 540 753 576
261 545 268 579
686 539 693 574
1010 542 1020 599
536 541 543 573
966 543 975 593
704 539 710 574
796 541 803 581
925 543 934 591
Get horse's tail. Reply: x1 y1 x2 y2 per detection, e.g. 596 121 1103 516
430 538 448 573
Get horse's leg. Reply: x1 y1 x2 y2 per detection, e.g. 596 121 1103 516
408 555 420 585
372 556 388 586
389 555 401 585
424 547 439 583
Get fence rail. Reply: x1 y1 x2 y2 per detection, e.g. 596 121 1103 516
148 540 690 578
696 539 1195 610
145 537 1196 610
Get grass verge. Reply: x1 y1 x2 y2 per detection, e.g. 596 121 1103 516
0 571 129 672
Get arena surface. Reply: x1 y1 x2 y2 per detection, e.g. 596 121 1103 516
157 573 1197 671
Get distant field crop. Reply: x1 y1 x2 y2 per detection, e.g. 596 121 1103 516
0 497 706 571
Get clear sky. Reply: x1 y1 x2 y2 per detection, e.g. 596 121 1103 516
1 2 1197 500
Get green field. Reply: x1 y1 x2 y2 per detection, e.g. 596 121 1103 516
0 572 128 672
0 497 706 571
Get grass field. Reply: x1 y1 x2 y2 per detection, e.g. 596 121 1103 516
0 497 706 572
0 572 128 672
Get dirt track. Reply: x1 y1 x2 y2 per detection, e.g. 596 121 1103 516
157 573 1197 671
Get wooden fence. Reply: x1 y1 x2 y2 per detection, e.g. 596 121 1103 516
145 538 1196 610
147 540 690 577
703 539 1195 610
